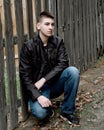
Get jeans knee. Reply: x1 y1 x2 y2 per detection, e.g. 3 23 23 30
67 66 80 78
31 106 49 120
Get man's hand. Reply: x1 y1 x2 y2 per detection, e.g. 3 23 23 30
37 95 52 108
35 78 46 90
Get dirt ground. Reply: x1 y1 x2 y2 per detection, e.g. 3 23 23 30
14 56 104 130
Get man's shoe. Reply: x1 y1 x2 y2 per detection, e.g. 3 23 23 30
49 110 54 118
60 113 80 125
38 110 54 126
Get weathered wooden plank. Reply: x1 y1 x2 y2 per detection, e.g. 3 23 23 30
102 0 104 53
96 0 101 57
64 0 74 65
0 15 7 130
99 0 104 56
82 0 88 69
64 0 70 64
34 0 41 23
44 0 50 11
14 0 24 54
26 0 34 38
85 0 90 66
57 0 65 38
70 0 75 66
73 0 80 68
14 0 29 121
78 0 85 71
3 0 18 129
96 1 100 58
89 0 94 63
91 0 95 63
92 0 97 61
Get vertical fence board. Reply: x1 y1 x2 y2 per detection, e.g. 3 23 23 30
86 0 90 66
102 0 104 53
14 0 24 53
14 0 29 121
34 0 41 23
0 16 7 130
74 0 80 67
26 0 34 39
78 0 84 71
99 0 104 56
93 0 97 61
82 0 88 68
97 0 101 57
3 0 18 129
44 0 49 11
64 0 73 65
91 0 95 61
89 0 94 64
96 0 99 58
70 0 74 65
57 0 64 38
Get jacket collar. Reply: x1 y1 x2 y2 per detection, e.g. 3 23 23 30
34 33 56 47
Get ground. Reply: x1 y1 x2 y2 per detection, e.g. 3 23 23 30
14 57 104 130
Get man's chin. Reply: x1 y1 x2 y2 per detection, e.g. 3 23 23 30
47 33 53 37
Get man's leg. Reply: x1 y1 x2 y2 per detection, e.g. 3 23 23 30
50 66 80 114
29 84 52 120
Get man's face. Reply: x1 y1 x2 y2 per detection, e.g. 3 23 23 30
37 17 55 37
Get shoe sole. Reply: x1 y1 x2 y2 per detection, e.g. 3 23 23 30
60 115 72 125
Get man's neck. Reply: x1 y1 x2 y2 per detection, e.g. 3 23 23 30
39 33 48 46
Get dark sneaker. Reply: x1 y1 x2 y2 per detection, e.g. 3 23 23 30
38 110 54 126
60 113 80 125
49 110 54 118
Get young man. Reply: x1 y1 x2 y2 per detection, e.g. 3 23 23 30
19 11 80 125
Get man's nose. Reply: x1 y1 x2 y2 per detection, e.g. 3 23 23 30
49 24 53 29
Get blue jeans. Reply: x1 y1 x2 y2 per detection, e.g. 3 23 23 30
29 66 80 120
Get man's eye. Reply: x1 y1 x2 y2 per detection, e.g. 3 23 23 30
45 23 50 25
52 23 55 26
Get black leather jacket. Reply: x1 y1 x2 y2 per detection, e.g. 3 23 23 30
19 34 69 101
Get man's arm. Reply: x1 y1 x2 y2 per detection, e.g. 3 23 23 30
19 43 41 101
35 77 46 90
44 39 69 82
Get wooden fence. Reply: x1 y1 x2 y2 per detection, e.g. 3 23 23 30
0 0 104 130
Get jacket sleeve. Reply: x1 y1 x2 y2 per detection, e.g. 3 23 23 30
44 39 69 82
19 43 41 101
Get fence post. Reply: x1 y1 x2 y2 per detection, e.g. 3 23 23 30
0 14 7 130
26 0 34 39
34 0 41 23
3 0 18 129
14 0 29 121
14 0 24 54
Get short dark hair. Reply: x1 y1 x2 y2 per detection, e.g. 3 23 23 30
38 11 54 21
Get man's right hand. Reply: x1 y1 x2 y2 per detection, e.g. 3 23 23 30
37 95 52 108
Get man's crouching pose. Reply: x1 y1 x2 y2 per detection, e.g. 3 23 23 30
19 11 80 125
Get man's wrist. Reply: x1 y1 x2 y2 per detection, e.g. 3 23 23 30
41 77 46 83
34 77 46 90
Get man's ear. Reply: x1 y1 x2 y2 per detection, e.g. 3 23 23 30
36 22 40 30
